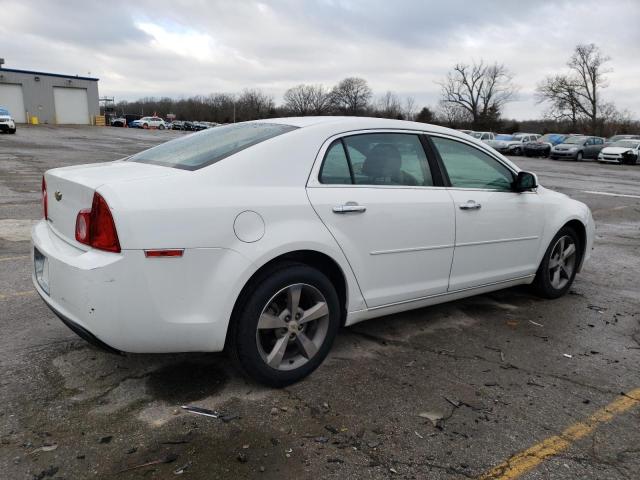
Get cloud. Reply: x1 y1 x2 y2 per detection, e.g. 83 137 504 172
0 0 638 119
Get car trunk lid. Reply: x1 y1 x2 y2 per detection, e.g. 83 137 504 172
44 161 181 246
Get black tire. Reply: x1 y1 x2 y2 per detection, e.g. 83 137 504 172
8 128 16 134
159 124 165 130
513 147 522 156
228 263 341 387
576 151 583 161
532 226 581 299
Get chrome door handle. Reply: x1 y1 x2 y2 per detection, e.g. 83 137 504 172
333 203 366 214
459 200 481 210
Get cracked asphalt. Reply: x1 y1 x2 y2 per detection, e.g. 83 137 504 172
1 125 639 479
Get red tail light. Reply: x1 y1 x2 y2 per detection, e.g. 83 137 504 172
75 192 121 253
42 176 48 220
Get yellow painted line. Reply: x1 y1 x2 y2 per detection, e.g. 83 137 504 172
0 255 30 262
479 388 640 480
0 290 35 300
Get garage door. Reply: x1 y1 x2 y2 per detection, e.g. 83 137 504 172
0 84 27 123
53 87 89 124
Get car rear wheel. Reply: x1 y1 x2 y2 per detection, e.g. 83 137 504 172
159 124 165 130
228 263 340 387
576 151 583 161
513 147 522 156
532 227 580 299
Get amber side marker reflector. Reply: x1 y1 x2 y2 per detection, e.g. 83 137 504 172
144 249 184 258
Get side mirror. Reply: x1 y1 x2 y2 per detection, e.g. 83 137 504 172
513 171 538 192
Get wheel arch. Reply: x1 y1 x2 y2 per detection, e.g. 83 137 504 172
225 249 350 349
563 218 587 271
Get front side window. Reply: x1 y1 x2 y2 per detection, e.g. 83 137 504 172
129 122 298 170
318 133 434 186
431 136 514 191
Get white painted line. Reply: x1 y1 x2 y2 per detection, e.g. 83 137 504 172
583 190 640 199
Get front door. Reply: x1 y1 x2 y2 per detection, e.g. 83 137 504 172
429 135 546 291
307 132 455 308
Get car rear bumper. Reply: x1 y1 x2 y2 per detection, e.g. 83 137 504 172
31 220 253 353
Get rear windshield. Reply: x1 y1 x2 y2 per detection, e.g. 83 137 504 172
128 122 298 170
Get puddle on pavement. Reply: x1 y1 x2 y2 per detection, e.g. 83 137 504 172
145 361 228 404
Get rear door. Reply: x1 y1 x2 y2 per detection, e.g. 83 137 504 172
429 135 545 291
307 131 455 308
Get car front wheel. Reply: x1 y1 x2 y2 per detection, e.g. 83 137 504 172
229 263 341 387
532 227 580 299
159 124 165 130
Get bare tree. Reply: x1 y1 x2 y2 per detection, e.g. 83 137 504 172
283 84 331 115
330 77 372 115
403 97 417 121
437 99 473 127
439 60 516 128
537 44 612 134
568 43 612 132
376 91 403 119
236 89 275 120
536 75 581 129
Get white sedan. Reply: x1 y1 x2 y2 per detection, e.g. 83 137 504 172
32 117 594 386
598 140 640 164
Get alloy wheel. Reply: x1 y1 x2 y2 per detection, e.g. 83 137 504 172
548 235 577 290
256 283 330 371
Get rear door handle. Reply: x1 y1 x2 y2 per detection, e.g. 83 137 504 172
459 200 481 210
333 203 367 214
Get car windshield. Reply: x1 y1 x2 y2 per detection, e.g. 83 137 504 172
564 136 587 145
538 134 563 143
495 134 513 140
0 108 9 116
608 135 639 142
610 141 640 149
128 122 298 170
512 134 527 140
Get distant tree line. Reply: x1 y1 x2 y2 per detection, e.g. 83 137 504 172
115 43 638 137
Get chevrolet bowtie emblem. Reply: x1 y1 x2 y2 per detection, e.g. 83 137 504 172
54 191 62 201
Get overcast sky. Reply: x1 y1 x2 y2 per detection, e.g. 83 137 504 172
2 0 639 119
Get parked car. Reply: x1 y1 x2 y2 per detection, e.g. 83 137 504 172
604 134 640 147
598 140 640 165
523 134 567 157
486 133 540 156
550 136 605 161
110 117 127 127
33 117 594 386
457 129 474 136
0 107 17 134
171 121 185 130
470 131 495 143
131 116 167 129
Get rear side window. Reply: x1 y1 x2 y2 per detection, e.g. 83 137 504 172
320 141 352 184
128 122 298 170
319 133 433 187
431 136 514 190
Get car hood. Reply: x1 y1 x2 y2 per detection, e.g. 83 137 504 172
601 147 637 154
553 143 580 148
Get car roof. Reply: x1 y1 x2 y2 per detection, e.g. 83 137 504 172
256 116 464 136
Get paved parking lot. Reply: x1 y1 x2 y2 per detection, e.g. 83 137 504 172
1 125 639 479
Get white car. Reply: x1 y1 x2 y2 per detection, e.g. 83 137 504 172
0 106 17 134
132 116 167 129
470 131 495 143
597 140 640 165
32 117 594 386
486 133 540 156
